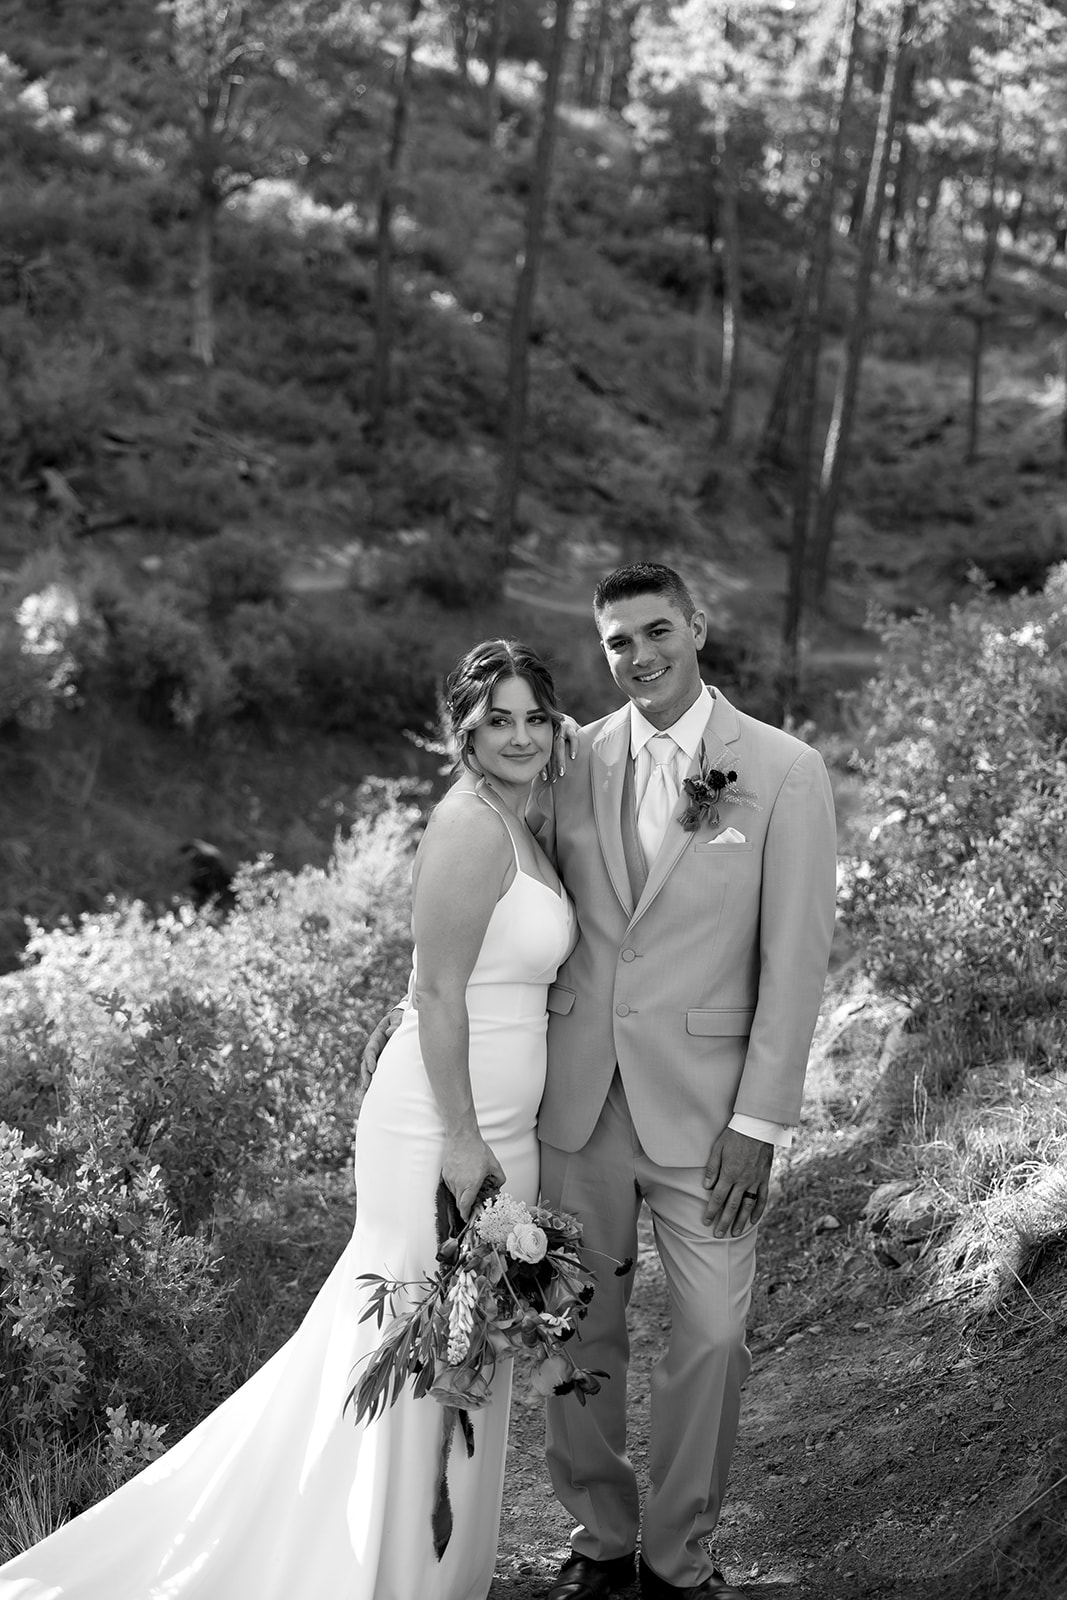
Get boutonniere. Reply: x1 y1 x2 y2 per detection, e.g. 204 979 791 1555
680 744 760 833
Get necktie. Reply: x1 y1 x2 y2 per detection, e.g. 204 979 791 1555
636 734 679 869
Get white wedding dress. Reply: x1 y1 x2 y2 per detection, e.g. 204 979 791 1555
0 792 575 1600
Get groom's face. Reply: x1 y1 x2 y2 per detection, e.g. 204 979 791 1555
596 591 707 730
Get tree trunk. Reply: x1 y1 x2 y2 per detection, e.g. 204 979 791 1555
712 119 742 450
452 0 471 79
884 45 916 267
583 0 613 109
910 164 943 289
756 315 803 471
778 0 862 712
885 127 908 265
483 0 507 140
757 0 863 477
493 0 571 563
607 0 638 113
809 0 916 607
965 107 1004 464
190 188 218 367
369 0 422 439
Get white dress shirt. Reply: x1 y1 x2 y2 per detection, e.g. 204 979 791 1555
629 688 793 1153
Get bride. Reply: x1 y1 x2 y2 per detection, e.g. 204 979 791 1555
0 638 577 1600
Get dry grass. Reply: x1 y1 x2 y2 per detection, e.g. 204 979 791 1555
0 1438 122 1560
797 971 1067 1328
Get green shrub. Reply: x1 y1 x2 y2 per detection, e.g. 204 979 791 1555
290 604 438 734
213 370 362 449
4 796 419 1170
189 528 288 619
840 568 1067 1061
108 456 252 538
224 602 302 717
601 226 705 301
390 305 505 439
0 1412 168 1558
0 1120 232 1452
106 590 234 730
2 336 116 477
358 527 502 611
0 988 273 1233
0 795 420 1471
0 558 109 730
80 191 162 289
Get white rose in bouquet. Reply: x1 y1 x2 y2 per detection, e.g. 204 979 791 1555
506 1222 548 1263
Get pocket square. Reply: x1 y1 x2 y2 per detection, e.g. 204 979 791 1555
707 827 746 844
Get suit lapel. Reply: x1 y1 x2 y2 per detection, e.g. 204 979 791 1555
590 711 635 917
632 690 743 919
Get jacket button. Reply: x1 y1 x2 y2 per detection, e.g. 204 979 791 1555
621 949 636 962
616 1004 630 1017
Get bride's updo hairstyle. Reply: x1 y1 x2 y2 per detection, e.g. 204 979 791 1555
445 638 565 781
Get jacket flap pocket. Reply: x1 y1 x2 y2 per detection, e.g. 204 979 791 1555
686 1008 755 1037
547 984 576 1016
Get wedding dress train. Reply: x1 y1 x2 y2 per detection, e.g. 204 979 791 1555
0 795 575 1600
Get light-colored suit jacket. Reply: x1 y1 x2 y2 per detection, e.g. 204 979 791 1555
535 689 837 1167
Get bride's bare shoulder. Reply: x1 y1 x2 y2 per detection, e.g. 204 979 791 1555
419 785 509 856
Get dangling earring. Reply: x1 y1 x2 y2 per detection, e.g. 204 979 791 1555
463 734 483 779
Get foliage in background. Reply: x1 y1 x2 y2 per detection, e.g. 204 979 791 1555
0 545 440 738
840 566 1067 1076
0 790 417 1532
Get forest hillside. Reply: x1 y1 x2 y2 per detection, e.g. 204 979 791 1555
2 0 1067 959
2 2 1067 1595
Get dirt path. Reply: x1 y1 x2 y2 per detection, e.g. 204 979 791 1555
490 1143 1055 1600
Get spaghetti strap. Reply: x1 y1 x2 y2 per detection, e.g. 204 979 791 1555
452 783 523 873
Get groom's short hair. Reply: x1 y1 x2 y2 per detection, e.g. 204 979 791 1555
593 563 697 623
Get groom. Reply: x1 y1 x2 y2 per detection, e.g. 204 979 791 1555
533 563 837 1600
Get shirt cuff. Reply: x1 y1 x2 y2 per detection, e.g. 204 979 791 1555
728 1113 794 1149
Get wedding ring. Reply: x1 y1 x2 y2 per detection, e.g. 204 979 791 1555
742 1191 759 1201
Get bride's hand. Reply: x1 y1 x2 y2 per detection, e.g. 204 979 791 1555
555 715 580 774
443 1132 505 1220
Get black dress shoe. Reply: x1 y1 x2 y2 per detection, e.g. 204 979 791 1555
546 1552 638 1600
639 1554 746 1600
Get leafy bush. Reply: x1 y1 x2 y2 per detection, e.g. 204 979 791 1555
840 569 1067 1063
213 370 362 449
0 793 418 1473
290 604 438 734
0 557 109 730
4 794 420 1170
224 602 302 717
105 589 233 730
188 528 288 620
108 456 253 538
601 227 705 301
0 1119 232 1452
358 527 502 611
0 335 118 478
0 987 275 1233
0 1408 169 1558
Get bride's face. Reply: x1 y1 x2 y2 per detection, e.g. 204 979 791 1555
469 675 554 789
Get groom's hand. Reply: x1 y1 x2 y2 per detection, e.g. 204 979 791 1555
702 1128 773 1237
358 1005 403 1096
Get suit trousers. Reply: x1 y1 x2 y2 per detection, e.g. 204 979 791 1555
540 1072 756 1587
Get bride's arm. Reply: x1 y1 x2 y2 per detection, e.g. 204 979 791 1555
409 800 510 1219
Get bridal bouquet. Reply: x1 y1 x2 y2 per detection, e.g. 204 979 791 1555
347 1185 629 1422
345 1184 631 1558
